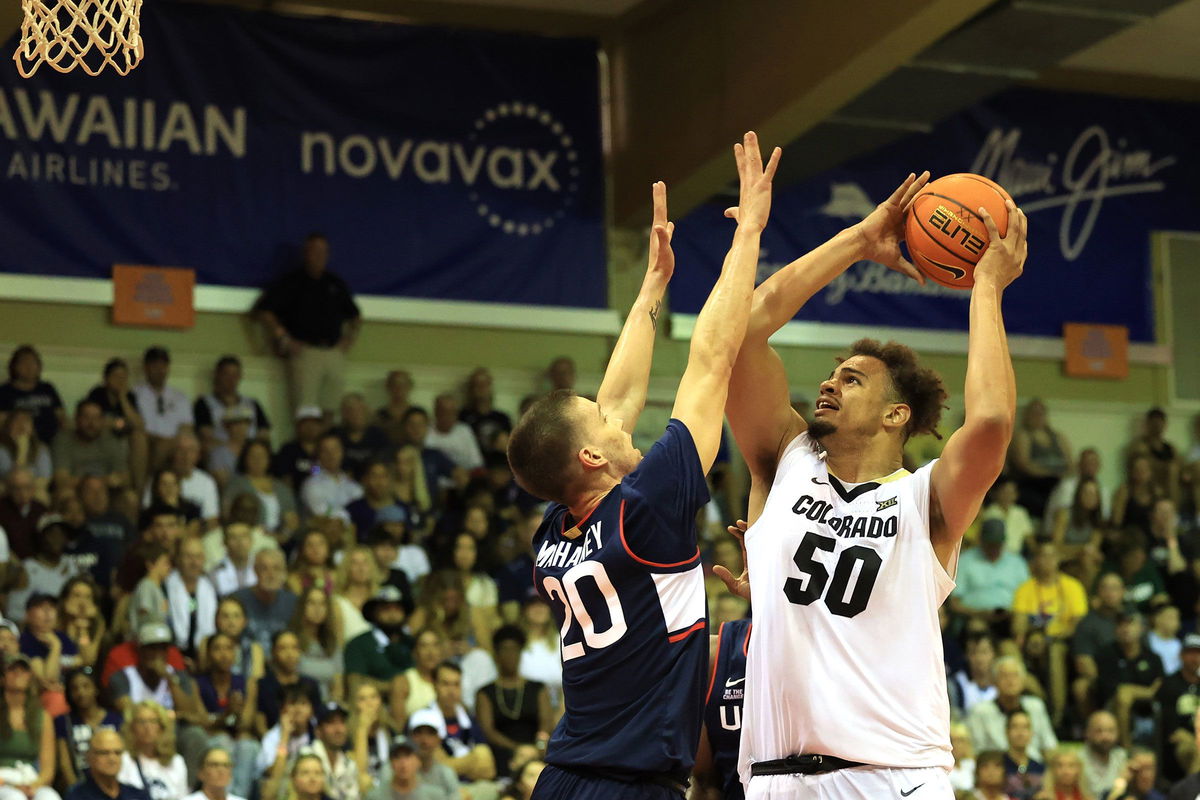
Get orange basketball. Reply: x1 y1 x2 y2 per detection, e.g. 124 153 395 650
904 173 1013 289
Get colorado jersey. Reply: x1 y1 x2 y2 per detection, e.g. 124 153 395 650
705 619 750 800
533 419 710 781
738 432 957 783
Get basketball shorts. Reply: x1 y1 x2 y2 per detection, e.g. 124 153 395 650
745 765 953 800
531 764 685 800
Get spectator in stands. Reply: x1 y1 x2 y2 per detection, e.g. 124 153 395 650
202 597 266 688
347 683 398 785
79 475 134 545
0 345 66 446
1149 498 1195 574
407 722 458 800
1009 399 1072 520
363 735 444 800
301 435 362 520
277 751 324 800
1147 602 1182 676
0 410 51 501
1111 537 1168 613
1133 408 1181 501
114 506 182 605
164 434 220 532
1155 633 1200 784
397 410 457 506
952 633 999 715
1072 573 1126 721
1052 477 1106 554
516 599 560 711
22 592 76 683
950 518 1029 642
424 395 482 473
286 530 336 598
0 467 45 560
504 758 543 800
59 576 104 670
206 410 253 489
1104 748 1162 800
1080 710 1125 799
346 462 416 547
222 443 299 544
274 407 324 492
391 447 433 540
167 538 218 661
184 746 247 800
981 478 1035 556
193 636 258 799
128 543 171 635
117 700 187 800
309 702 362 800
6 516 77 622
397 630 442 721
408 575 470 653
344 587 411 717
52 401 129 493
1002 709 1044 799
208 524 258 598
0 654 58 800
289 587 343 703
254 232 362 420
145 470 202 537
1095 612 1163 749
1036 749 1089 800
133 348 193 469
949 722 975 794
1114 455 1164 542
193 357 270 454
406 662 494 785
255 631 321 738
231 549 298 651
1044 448 1111 536
64 728 149 800
54 667 122 789
85 359 148 492
255 687 315 781
460 369 511 456
448 536 500 646
475 626 549 778
365 528 423 608
375 372 413 448
544 357 574 392
334 395 389 480
968 656 1058 761
332 545 381 645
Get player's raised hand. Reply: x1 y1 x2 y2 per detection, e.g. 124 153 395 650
853 171 930 285
973 199 1027 290
645 181 675 285
723 131 781 234
713 519 751 600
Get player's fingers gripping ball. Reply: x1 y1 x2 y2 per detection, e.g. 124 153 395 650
904 173 1013 289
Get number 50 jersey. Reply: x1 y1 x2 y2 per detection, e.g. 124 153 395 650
533 420 710 781
738 432 957 783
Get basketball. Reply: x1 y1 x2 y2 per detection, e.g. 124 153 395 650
904 173 1013 289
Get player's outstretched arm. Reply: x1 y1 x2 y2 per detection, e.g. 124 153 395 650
595 181 674 434
931 200 1028 558
726 172 929 490
672 131 780 474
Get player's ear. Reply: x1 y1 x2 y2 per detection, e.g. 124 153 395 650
884 402 911 432
577 444 607 471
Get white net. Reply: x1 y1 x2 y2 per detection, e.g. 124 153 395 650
14 0 143 78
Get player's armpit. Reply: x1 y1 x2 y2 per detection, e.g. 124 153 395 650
725 337 805 478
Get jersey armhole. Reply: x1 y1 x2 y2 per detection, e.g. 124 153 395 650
617 499 701 570
705 622 727 705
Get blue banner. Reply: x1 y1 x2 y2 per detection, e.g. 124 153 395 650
673 88 1200 342
0 2 606 308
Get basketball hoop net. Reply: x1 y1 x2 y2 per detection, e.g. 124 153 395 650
14 0 143 78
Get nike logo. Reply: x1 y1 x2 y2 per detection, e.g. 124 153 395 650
811 477 828 485
725 677 745 688
923 255 966 280
900 784 924 797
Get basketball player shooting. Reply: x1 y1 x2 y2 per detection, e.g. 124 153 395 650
506 132 780 800
717 177 1028 799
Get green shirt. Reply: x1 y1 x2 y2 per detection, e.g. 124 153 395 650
344 629 413 681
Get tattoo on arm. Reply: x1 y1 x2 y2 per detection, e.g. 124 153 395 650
648 300 662 331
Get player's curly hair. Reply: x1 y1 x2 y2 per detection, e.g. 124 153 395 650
507 389 579 503
841 338 947 441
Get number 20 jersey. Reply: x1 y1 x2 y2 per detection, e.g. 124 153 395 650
532 420 710 781
738 432 957 784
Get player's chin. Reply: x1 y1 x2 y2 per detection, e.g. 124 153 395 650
808 419 837 440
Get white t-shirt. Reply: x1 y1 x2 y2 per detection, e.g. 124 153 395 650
392 546 430 586
423 423 483 471
119 752 188 800
134 384 194 440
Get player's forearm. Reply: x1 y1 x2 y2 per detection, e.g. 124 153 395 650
688 225 761 371
749 227 864 340
962 278 1015 432
595 282 666 431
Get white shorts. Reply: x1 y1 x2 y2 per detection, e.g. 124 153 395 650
745 766 953 800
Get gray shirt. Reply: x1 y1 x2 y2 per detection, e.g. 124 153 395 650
52 431 126 478
129 577 168 633
230 586 297 650
364 782 447 800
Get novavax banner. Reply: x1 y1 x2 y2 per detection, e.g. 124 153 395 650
0 1 606 308
672 88 1200 342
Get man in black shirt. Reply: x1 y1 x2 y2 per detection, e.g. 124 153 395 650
254 233 362 421
1157 633 1200 783
66 728 152 800
1095 612 1163 749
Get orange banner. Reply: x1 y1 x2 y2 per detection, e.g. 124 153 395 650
1063 323 1128 380
112 265 196 329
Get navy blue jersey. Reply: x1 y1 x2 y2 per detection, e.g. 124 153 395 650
533 419 710 781
704 619 751 800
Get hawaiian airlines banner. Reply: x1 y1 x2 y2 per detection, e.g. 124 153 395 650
0 2 605 307
673 88 1200 341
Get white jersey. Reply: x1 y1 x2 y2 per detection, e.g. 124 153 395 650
738 433 957 783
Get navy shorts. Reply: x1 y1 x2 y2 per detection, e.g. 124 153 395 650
531 764 685 800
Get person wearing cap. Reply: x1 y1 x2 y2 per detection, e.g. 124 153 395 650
6 515 79 622
0 653 58 800
231 549 298 652
253 232 362 422
1094 611 1164 749
193 356 271 455
65 728 151 800
181 746 246 800
205 408 255 489
274 407 326 492
51 400 129 494
344 587 412 709
948 517 1030 642
406 723 457 800
363 736 446 800
1154 633 1200 783
19 592 78 686
133 348 194 469
407 662 494 784
309 702 366 800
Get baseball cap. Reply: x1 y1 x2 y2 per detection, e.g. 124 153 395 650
980 518 1006 544
294 405 323 423
3 654 31 670
1184 634 1200 652
36 514 68 534
363 584 406 620
0 619 18 637
316 701 348 724
407 708 441 736
137 621 173 647
388 735 417 757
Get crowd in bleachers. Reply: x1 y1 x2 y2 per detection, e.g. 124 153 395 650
1 337 1199 800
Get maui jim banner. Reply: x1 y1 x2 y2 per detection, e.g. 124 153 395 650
0 2 606 308
673 88 1200 342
